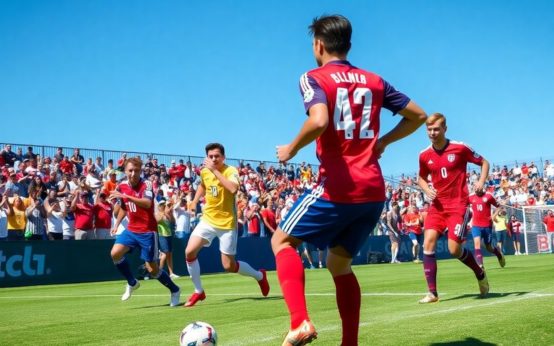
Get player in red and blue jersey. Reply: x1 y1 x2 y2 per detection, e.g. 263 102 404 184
418 113 491 304
109 157 181 307
273 15 427 346
469 191 506 268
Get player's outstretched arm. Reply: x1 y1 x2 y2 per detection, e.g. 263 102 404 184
277 103 329 163
376 101 427 157
475 158 490 193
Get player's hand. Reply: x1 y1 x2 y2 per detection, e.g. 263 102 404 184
110 227 118 236
109 190 124 201
276 144 296 163
203 157 216 172
474 182 484 195
374 139 387 159
425 187 437 201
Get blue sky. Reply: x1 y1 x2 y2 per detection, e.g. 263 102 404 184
1 1 553 176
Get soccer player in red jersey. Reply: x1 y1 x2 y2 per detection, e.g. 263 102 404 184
109 157 181 306
403 206 423 263
418 113 490 303
469 190 506 268
509 215 523 255
273 15 427 345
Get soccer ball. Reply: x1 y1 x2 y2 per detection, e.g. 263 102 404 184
179 321 217 346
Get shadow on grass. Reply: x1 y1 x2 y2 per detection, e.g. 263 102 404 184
440 291 529 302
430 337 497 345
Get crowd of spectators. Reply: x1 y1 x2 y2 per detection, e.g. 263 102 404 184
0 144 319 241
2 143 553 245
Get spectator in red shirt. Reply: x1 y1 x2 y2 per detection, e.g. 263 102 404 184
260 198 277 236
168 160 183 187
93 191 113 239
71 189 95 240
245 202 261 237
59 156 75 175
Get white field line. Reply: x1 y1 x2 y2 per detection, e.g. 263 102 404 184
226 292 554 346
0 292 438 299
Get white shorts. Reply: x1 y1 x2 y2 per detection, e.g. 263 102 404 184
191 220 238 255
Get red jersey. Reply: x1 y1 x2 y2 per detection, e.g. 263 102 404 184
301 60 410 203
74 203 94 230
403 212 422 234
118 179 157 233
543 215 554 232
93 202 113 229
419 141 484 209
510 220 522 233
469 192 498 227
260 208 277 232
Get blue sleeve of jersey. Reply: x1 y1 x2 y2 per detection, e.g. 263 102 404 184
382 79 411 115
299 73 327 115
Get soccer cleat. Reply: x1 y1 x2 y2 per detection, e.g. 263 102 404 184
499 254 506 268
121 280 140 301
170 289 181 307
183 291 206 307
282 320 317 346
478 274 489 297
170 273 180 279
258 269 270 297
418 292 439 304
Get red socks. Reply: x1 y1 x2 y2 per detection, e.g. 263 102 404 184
334 273 360 346
276 247 309 329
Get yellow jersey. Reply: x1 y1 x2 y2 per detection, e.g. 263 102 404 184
200 165 239 230
493 215 507 231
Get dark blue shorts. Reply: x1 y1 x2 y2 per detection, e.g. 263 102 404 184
471 226 493 245
511 232 521 242
115 230 158 263
495 230 507 243
158 235 173 253
279 189 384 257
408 232 423 244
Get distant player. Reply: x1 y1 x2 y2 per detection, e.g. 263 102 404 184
109 157 181 307
387 201 402 263
403 205 423 263
469 190 506 268
273 15 427 345
183 143 269 307
418 113 490 303
509 215 523 255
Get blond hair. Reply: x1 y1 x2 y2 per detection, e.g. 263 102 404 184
426 112 447 127
125 157 143 169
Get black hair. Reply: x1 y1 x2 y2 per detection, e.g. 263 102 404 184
309 15 352 55
205 143 225 156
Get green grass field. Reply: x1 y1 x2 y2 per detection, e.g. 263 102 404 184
1 254 553 345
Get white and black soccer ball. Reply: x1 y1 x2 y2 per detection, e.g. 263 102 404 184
179 321 217 346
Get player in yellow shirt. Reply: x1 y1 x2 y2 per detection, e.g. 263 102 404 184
183 143 270 307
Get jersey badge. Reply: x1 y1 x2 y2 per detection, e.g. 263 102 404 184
448 154 456 162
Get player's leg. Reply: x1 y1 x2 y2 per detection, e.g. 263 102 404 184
327 202 381 346
389 232 399 263
141 233 180 306
272 228 308 330
409 233 418 262
217 230 269 296
302 244 315 269
111 243 136 286
184 221 213 306
421 229 440 302
111 230 141 301
483 228 505 267
327 246 358 346
317 248 325 268
446 217 487 297
471 227 484 267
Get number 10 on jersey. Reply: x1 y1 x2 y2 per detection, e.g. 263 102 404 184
334 87 374 140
